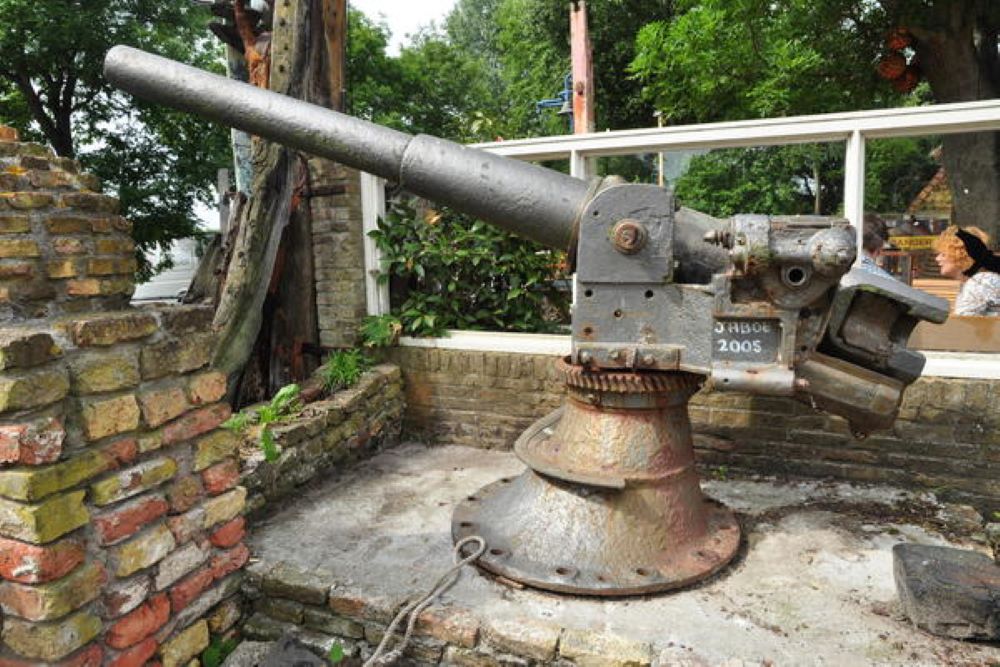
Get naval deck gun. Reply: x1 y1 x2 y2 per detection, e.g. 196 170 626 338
105 46 948 595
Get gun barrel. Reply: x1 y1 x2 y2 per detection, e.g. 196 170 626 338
104 46 587 251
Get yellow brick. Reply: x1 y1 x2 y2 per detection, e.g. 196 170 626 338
86 257 136 276
1 609 102 662
202 486 247 529
138 385 189 428
79 393 140 441
0 368 69 414
94 238 134 255
69 351 140 394
2 192 54 210
0 491 89 544
65 278 101 296
138 429 163 454
0 560 105 621
0 450 108 501
0 238 40 258
46 259 77 279
193 430 240 471
113 524 176 577
160 619 209 667
67 312 157 347
187 371 228 406
90 457 177 506
0 331 58 370
45 217 89 234
0 214 30 233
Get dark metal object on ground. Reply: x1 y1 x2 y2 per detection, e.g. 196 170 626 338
104 46 949 596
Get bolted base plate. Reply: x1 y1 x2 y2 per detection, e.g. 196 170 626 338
452 468 741 597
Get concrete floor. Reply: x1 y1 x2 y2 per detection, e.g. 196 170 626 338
250 443 1000 666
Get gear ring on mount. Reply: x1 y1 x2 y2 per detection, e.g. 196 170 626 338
557 356 704 394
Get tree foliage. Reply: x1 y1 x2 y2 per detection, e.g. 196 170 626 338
632 0 1000 232
0 0 230 277
369 200 568 337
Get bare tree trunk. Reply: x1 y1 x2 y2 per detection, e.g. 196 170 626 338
906 1 1000 242
212 0 337 398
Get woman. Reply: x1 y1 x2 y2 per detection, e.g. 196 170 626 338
933 226 1000 316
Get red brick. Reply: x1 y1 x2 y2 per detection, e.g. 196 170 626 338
108 637 158 667
0 642 103 666
93 496 170 546
0 537 86 584
201 460 239 496
168 567 213 612
105 593 170 649
209 517 245 549
162 403 231 445
102 437 139 468
0 426 19 462
210 543 249 581
0 417 65 465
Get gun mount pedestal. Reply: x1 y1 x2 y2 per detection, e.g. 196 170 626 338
452 359 740 596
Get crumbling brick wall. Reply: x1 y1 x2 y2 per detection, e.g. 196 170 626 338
0 129 247 666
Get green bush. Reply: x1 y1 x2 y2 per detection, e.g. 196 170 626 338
368 200 570 337
320 349 372 394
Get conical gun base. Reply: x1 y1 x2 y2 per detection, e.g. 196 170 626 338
451 361 741 596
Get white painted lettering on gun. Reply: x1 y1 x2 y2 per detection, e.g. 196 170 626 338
713 320 776 357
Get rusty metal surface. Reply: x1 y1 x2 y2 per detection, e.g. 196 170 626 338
452 470 740 596
795 352 905 435
456 365 740 597
559 357 703 393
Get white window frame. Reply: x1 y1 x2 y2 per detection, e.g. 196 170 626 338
359 99 1000 379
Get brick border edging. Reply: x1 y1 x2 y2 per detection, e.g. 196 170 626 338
241 559 656 666
239 364 405 518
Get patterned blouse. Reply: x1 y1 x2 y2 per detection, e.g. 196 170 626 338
954 271 1000 316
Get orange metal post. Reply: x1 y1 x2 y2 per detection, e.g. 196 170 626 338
570 1 595 134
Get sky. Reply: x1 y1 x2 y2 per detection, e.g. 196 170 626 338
350 0 458 54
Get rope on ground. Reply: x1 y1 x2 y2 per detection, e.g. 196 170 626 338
363 535 487 667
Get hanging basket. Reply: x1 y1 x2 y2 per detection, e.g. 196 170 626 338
877 53 907 80
886 27 912 51
891 66 921 93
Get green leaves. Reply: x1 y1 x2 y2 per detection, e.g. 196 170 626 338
370 200 569 338
0 0 229 278
630 0 897 125
320 349 372 394
360 315 403 348
220 384 302 464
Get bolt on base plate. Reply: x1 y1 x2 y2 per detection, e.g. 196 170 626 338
452 361 741 597
452 469 740 596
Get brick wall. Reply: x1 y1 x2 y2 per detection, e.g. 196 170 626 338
0 130 247 666
241 364 404 517
309 159 367 349
0 139 135 321
387 346 1000 513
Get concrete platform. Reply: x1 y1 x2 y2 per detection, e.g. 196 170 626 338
246 443 1000 666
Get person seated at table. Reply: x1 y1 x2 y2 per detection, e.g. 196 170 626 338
858 216 895 279
933 226 1000 316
